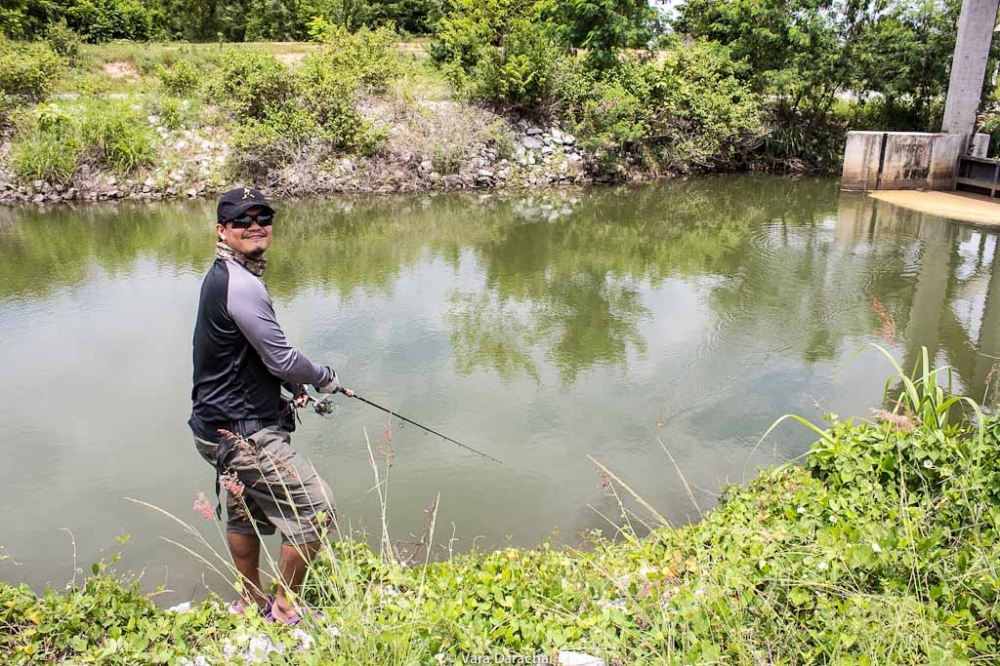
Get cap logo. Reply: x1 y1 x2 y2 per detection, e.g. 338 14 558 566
242 187 255 200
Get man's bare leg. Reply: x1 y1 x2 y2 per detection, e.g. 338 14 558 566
227 531 270 610
269 540 320 623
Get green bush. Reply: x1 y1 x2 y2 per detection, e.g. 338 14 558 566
314 24 403 93
212 50 298 122
75 0 155 43
150 96 195 130
9 119 82 184
560 40 761 172
45 20 82 63
0 39 62 100
432 0 557 94
299 50 385 153
468 19 566 107
227 107 319 180
9 100 157 183
157 59 200 95
78 101 157 173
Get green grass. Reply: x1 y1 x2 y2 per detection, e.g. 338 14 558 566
9 99 157 182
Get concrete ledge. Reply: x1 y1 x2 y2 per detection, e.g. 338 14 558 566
842 131 963 191
842 132 884 190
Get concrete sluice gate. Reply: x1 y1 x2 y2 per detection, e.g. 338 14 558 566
842 132 968 192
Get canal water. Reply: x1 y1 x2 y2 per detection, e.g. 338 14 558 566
2 175 996 605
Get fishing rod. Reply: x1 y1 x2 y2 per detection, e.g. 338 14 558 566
307 388 504 465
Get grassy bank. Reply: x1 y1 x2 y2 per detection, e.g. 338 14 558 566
0 21 771 205
4 348 1000 665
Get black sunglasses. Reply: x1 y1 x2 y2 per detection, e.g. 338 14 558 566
226 212 275 229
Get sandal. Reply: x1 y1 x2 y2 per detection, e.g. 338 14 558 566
229 594 274 617
265 605 324 626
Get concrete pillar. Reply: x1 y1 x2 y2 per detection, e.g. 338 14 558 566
972 132 991 157
841 132 884 190
941 0 1000 141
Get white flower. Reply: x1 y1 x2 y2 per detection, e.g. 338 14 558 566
797 506 806 514
871 542 882 553
828 515 838 524
923 459 934 469
817 561 829 571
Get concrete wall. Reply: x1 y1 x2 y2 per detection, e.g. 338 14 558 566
880 133 965 190
841 132 884 191
841 131 964 191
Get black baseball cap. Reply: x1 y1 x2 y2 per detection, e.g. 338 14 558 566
217 187 275 223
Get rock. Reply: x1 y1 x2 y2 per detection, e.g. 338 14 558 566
528 153 536 166
186 188 198 197
428 172 441 183
144 177 155 188
31 193 45 204
526 127 543 136
32 179 44 190
419 160 433 172
563 134 576 146
541 146 555 156
523 137 543 150
558 651 605 666
550 127 563 140
568 153 582 162
477 169 494 178
66 187 78 199
551 134 564 145
142 185 151 193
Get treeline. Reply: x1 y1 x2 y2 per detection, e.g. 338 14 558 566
0 0 445 41
3 0 998 177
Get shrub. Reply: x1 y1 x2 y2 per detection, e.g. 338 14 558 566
227 107 319 180
0 39 62 100
212 50 298 121
158 59 200 95
76 0 155 43
9 106 81 183
559 40 761 172
314 24 403 93
151 96 195 130
299 50 384 153
45 20 82 63
432 0 558 82
77 101 157 173
468 19 566 107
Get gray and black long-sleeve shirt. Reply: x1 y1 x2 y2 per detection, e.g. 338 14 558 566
189 257 332 442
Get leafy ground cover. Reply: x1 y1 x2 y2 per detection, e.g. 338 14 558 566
3 348 1000 664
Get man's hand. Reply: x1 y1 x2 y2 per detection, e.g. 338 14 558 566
294 393 310 408
342 388 355 398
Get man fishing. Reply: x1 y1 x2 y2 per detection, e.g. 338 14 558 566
189 186 351 625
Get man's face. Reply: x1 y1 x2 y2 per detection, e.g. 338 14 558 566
217 206 273 258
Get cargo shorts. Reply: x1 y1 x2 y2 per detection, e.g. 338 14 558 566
194 426 335 545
